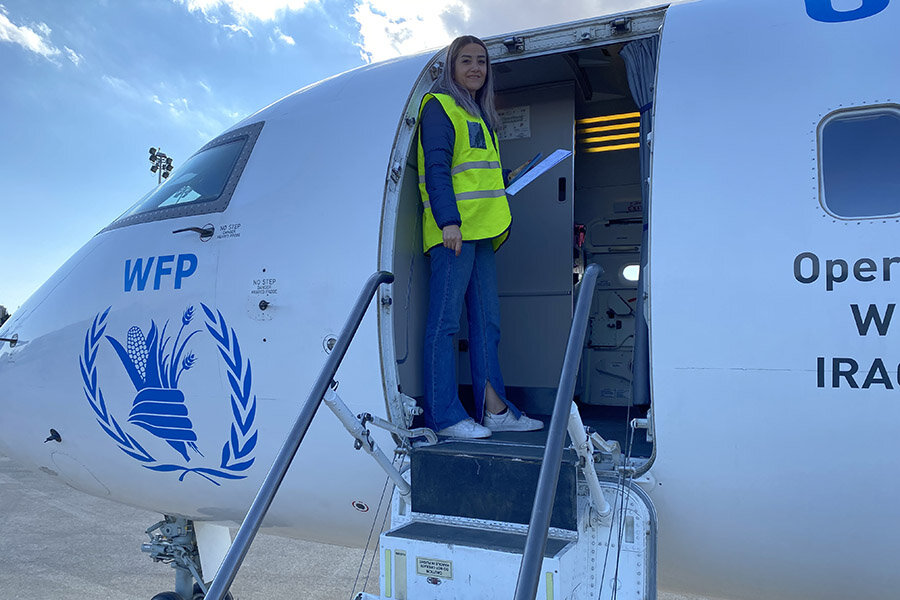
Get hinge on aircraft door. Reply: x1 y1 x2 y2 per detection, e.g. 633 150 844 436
430 62 443 81
390 161 402 183
610 18 632 34
503 36 525 54
631 415 653 443
576 28 595 42
398 393 423 424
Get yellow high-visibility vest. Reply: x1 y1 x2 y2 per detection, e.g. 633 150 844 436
417 93 511 253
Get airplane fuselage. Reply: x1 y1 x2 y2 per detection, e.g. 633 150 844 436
2 1 899 599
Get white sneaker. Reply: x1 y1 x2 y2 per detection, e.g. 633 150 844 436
436 418 492 439
483 410 544 432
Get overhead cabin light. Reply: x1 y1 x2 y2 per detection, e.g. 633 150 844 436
622 264 640 282
577 122 640 134
580 132 640 144
582 143 641 153
576 112 641 125
576 111 642 154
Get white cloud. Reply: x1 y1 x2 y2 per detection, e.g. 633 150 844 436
177 1 308 48
0 5 61 60
105 72 242 142
273 26 295 46
177 0 316 24
64 45 82 66
352 1 465 63
222 22 252 37
168 97 191 117
352 0 678 63
153 82 245 141
175 0 317 46
102 75 141 99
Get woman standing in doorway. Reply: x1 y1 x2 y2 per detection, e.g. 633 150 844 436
419 35 543 438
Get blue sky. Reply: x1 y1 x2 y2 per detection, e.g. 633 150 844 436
0 0 659 312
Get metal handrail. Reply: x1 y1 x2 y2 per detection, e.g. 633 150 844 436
205 270 394 600
513 263 601 600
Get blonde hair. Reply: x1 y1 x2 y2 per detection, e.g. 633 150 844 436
438 35 500 131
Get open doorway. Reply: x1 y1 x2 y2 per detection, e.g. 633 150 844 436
383 24 660 465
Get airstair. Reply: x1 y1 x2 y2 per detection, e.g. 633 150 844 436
202 265 657 600
374 436 656 599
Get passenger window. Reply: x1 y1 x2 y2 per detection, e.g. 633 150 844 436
106 121 264 230
818 106 900 219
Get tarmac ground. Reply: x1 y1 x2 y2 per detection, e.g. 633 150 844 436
0 451 709 600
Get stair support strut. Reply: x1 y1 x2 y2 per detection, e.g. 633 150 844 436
323 386 412 504
567 404 612 522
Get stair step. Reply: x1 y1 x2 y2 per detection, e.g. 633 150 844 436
384 521 573 557
381 521 576 599
410 440 579 531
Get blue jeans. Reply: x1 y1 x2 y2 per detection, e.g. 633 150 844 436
423 240 521 431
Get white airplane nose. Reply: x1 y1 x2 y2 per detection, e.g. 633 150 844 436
0 45 429 555
0 234 112 457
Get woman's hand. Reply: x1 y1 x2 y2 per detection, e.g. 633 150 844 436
442 224 462 256
507 161 527 182
508 155 536 182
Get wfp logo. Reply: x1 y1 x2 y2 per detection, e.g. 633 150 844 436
79 304 258 485
806 0 889 22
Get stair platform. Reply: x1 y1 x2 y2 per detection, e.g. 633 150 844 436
410 437 580 531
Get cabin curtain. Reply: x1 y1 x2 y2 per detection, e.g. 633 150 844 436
620 35 659 408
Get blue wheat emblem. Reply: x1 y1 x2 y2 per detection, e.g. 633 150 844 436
79 305 257 484
105 307 202 461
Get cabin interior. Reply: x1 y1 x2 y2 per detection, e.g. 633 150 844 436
390 38 654 460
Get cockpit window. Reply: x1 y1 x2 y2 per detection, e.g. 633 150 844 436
135 140 242 210
105 121 264 230
818 106 900 219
